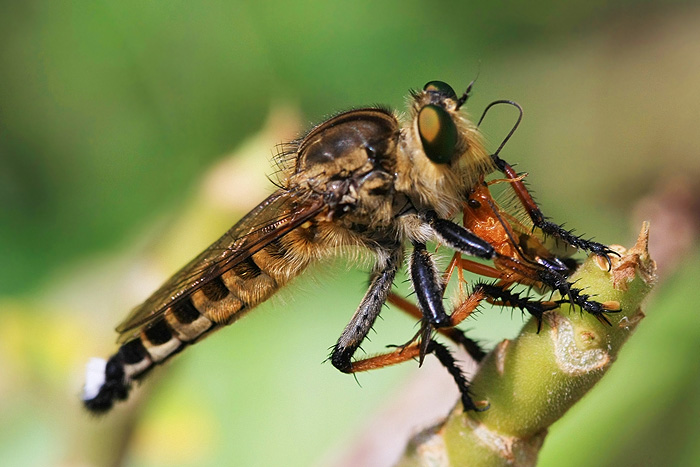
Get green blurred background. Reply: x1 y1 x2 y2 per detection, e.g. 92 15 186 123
1 1 699 466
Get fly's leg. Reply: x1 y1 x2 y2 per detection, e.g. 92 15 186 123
473 282 562 332
411 212 496 330
417 211 603 329
406 214 499 364
409 240 492 374
491 154 619 266
329 246 484 410
535 266 622 325
375 229 559 409
335 289 484 411
455 257 563 331
346 283 492 411
493 254 621 318
330 228 493 411
410 240 493 360
412 243 563 332
386 249 503 360
330 248 402 373
347 338 483 411
422 211 496 264
427 340 485 411
384 243 554 411
457 177 616 320
387 293 486 362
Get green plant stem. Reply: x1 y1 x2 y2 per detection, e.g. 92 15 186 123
397 224 657 467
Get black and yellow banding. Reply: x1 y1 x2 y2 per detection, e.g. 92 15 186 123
83 220 323 413
165 297 211 342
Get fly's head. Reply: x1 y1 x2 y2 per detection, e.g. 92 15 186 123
397 80 494 218
291 109 400 227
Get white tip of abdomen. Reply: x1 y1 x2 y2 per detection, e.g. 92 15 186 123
82 357 107 401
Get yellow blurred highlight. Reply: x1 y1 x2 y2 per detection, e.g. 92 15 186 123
133 403 219 465
0 300 96 389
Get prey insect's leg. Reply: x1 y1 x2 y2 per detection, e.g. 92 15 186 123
330 248 402 373
444 253 567 332
347 338 482 411
387 293 486 362
441 252 467 297
491 154 618 264
457 257 507 279
474 282 562 332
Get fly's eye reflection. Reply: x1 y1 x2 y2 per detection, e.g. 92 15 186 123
423 80 457 99
418 104 458 164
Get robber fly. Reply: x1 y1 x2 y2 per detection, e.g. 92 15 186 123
82 81 616 413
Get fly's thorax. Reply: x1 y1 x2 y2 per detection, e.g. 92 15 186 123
294 108 398 179
289 107 401 229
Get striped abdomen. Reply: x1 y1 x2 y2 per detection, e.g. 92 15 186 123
83 223 324 413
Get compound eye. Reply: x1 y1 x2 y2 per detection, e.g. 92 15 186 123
418 104 458 164
423 81 457 99
467 199 481 209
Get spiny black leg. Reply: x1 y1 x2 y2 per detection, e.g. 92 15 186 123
491 154 619 266
534 220 618 264
411 210 500 328
392 311 487 364
444 328 487 362
411 242 451 328
565 287 616 325
411 238 492 362
536 268 621 323
386 292 486 362
476 282 560 333
427 340 485 412
422 210 495 260
330 247 402 373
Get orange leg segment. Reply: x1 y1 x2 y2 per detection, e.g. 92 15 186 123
349 342 422 373
457 257 503 279
387 290 488 362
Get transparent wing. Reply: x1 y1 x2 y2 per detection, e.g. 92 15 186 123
115 188 326 342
